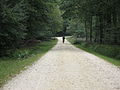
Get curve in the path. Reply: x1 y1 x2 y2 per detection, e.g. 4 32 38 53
1 37 120 90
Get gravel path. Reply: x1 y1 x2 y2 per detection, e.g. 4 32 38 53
1 37 120 90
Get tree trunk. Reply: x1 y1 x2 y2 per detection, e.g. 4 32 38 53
85 20 88 42
99 15 104 44
94 16 99 43
112 8 118 44
90 16 93 42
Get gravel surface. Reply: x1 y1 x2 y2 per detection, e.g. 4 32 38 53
1 37 120 90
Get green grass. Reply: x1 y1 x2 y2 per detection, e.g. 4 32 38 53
67 37 120 66
0 39 57 87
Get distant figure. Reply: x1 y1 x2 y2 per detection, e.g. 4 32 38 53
62 36 65 43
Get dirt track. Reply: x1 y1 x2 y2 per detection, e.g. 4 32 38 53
1 37 120 90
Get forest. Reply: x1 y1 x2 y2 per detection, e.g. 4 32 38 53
0 0 62 56
60 0 120 60
0 0 120 58
61 0 120 44
0 0 120 88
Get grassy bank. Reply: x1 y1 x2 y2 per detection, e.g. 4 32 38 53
67 37 120 66
0 39 57 87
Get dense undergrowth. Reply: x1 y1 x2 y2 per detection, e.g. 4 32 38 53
68 37 120 66
0 39 57 87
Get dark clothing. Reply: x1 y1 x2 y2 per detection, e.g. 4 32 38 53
63 37 65 43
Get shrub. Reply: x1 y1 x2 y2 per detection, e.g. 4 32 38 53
77 42 120 60
11 49 30 59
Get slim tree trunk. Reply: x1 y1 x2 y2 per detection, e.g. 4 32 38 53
112 8 117 44
94 16 98 43
90 16 93 42
99 15 104 44
85 20 88 42
113 10 117 27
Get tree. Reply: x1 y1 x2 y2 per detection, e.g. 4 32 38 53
0 0 63 56
60 0 120 44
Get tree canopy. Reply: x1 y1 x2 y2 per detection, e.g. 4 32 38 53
0 0 63 56
0 0 120 56
60 0 120 44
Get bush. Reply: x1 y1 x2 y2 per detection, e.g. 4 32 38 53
93 45 119 58
76 42 120 60
11 49 31 59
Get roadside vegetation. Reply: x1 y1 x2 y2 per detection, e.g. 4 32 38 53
0 0 61 87
0 39 57 87
0 0 63 57
0 0 120 87
60 0 120 66
60 0 120 45
68 37 120 66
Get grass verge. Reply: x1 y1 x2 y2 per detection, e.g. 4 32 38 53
0 39 57 87
67 37 120 66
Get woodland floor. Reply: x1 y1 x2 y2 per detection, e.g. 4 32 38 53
1 37 120 90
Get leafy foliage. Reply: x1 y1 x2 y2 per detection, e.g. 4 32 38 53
0 0 63 56
69 37 120 60
60 0 120 44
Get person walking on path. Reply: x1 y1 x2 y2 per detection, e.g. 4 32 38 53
62 36 65 43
